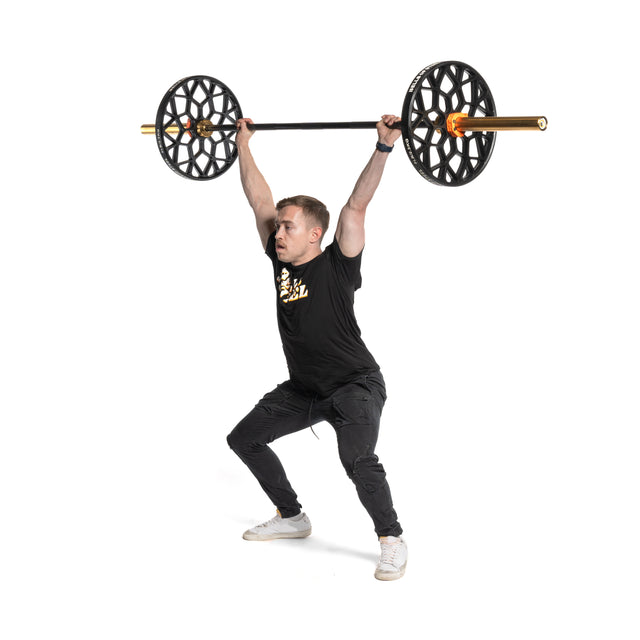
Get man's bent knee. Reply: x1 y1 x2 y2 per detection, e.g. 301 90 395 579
351 455 387 494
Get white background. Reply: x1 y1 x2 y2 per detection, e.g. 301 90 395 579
1 1 638 638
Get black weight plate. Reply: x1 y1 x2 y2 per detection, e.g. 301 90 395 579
155 76 243 181
401 61 497 186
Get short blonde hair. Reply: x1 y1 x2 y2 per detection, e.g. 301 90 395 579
276 195 330 240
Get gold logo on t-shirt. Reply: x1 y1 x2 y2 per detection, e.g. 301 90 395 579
278 267 309 304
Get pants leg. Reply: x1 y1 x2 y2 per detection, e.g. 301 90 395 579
227 382 313 518
329 373 403 538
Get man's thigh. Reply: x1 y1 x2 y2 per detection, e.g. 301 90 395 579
327 374 386 462
229 381 314 446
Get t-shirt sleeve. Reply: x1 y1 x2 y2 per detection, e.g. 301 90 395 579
328 239 364 290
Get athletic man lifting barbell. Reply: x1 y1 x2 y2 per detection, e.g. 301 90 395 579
226 113 407 581
140 60 547 580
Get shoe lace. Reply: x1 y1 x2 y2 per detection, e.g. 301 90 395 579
257 515 281 529
380 540 400 565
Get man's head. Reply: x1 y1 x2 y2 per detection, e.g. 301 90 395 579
274 196 330 265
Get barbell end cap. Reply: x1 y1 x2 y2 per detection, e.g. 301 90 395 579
538 117 548 131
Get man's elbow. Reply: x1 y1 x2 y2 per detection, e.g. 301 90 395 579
344 200 368 219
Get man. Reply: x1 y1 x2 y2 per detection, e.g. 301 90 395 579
226 115 407 581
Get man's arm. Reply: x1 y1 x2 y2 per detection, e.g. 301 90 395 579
236 118 276 250
334 115 402 257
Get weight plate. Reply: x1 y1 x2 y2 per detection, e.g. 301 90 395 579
155 75 243 181
401 61 497 186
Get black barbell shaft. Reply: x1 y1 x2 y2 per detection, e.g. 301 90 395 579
206 121 400 132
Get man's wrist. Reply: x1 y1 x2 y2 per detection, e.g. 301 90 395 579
376 141 394 153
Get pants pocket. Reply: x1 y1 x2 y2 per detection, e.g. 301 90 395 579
332 392 380 428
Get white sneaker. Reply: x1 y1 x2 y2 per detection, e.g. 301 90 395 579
242 511 312 541
374 536 408 581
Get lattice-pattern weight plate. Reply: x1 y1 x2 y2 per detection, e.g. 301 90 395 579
401 61 497 186
155 76 243 180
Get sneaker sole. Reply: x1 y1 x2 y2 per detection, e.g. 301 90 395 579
242 528 312 541
374 563 407 581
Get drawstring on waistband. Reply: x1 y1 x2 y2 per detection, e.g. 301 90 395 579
308 394 320 440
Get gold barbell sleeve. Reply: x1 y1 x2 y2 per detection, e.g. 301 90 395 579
456 116 547 132
141 124 180 135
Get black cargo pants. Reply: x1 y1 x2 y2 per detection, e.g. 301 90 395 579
227 370 402 538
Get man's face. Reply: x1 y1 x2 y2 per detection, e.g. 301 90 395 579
274 206 321 265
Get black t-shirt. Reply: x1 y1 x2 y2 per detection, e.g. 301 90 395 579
265 232 379 397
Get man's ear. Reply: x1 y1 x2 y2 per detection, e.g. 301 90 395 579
309 226 322 244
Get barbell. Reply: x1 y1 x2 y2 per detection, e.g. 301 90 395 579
141 60 547 187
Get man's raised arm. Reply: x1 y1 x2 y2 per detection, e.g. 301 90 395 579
334 115 402 258
236 118 276 250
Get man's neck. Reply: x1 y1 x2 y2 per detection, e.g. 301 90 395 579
291 247 322 267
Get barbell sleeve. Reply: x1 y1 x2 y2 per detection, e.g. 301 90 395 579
455 116 547 132
141 124 180 135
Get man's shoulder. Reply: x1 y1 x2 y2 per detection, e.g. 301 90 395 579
322 239 363 290
326 237 363 262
